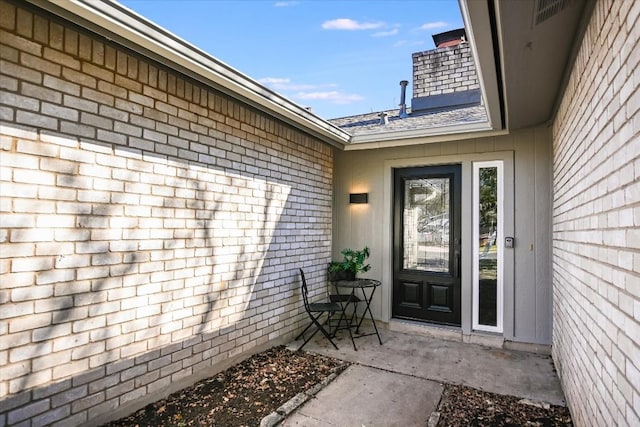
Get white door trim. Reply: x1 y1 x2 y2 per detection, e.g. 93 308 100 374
382 151 514 338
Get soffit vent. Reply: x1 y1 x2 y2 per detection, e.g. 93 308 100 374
534 0 571 26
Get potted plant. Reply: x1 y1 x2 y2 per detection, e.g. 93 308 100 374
328 247 371 281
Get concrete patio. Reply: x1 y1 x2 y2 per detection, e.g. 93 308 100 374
281 324 566 426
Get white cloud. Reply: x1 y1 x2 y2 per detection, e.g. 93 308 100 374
371 28 399 37
294 91 364 104
419 21 448 30
322 18 384 30
258 77 337 92
274 1 299 6
258 78 362 105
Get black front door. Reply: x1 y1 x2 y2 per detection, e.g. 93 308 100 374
393 165 461 326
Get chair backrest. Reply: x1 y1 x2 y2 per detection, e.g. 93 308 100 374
299 268 310 311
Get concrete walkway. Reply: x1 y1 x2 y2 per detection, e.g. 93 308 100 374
280 325 565 426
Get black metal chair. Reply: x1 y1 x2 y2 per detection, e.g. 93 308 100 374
295 268 341 351
329 291 361 339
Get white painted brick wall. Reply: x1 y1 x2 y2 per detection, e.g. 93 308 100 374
552 0 640 425
412 43 479 98
0 2 333 426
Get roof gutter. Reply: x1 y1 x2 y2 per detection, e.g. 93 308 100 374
347 120 495 147
25 0 350 148
345 126 508 151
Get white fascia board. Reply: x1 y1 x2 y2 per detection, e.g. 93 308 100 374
344 125 508 151
347 120 491 145
458 0 504 131
29 0 350 148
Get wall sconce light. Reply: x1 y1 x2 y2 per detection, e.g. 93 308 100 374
349 193 368 204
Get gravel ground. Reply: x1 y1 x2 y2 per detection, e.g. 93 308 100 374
103 345 572 427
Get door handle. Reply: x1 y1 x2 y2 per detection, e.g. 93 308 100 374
455 238 461 277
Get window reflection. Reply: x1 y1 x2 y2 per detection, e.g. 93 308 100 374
478 167 498 326
403 178 450 273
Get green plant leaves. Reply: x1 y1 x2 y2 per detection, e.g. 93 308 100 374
335 246 370 274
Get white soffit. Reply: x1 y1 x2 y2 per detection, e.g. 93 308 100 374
459 0 503 132
492 0 588 130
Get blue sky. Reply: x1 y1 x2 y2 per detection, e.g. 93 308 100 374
120 1 463 119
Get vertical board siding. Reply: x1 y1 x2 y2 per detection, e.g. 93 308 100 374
333 128 553 344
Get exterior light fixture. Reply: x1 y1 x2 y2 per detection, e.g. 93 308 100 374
349 193 368 204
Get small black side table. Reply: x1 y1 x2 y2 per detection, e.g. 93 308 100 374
332 279 383 350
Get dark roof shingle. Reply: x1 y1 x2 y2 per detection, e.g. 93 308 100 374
329 105 488 137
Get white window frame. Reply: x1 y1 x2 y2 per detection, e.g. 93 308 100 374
472 160 503 333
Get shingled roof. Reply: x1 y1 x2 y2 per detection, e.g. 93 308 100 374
329 105 488 137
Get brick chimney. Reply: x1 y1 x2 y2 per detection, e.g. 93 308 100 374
432 28 466 48
411 28 480 113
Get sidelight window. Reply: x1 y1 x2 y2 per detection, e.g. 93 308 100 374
472 161 503 333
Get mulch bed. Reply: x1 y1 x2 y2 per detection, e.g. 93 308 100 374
436 384 573 426
103 345 573 427
102 346 347 427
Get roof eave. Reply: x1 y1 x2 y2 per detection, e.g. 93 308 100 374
27 0 350 148
458 0 504 131
344 122 507 151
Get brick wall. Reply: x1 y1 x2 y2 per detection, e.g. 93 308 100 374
0 1 333 425
551 0 639 425
411 43 479 98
